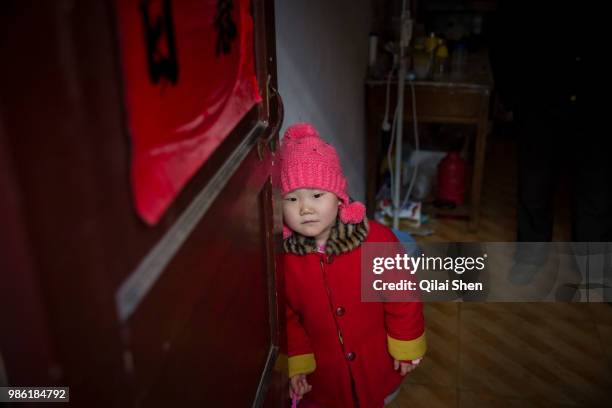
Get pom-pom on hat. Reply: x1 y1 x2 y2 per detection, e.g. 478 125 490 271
279 123 366 238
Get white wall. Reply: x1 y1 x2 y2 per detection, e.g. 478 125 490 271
275 0 371 202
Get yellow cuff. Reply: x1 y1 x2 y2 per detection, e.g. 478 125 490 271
288 353 316 378
274 352 288 374
387 332 427 361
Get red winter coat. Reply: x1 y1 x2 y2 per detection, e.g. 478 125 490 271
282 219 426 408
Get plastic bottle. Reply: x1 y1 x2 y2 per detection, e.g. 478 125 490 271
424 32 438 79
412 43 430 80
451 42 466 78
424 32 438 54
433 39 449 80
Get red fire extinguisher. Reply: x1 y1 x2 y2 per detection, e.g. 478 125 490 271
437 152 467 205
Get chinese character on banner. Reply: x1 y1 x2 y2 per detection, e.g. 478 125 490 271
115 0 262 225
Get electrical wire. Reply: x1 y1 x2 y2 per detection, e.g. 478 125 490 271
386 80 420 214
387 105 399 204
382 66 397 130
401 80 420 208
382 0 422 220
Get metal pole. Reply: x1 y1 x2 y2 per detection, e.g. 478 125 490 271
393 1 411 229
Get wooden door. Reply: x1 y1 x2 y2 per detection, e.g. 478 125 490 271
0 0 286 406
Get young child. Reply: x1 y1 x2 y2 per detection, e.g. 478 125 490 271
279 123 426 408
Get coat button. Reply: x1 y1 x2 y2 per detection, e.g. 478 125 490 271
335 306 345 316
346 352 356 361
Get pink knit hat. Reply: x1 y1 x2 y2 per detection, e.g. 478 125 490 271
279 123 366 238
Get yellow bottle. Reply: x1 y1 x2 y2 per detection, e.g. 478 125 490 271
434 40 449 80
436 39 449 58
424 32 438 54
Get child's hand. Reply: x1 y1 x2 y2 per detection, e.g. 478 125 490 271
393 357 422 376
289 374 312 401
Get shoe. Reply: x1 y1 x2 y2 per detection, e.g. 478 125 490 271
508 261 542 285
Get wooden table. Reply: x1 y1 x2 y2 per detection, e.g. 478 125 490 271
365 54 492 231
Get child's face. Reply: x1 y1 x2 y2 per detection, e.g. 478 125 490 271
283 188 340 242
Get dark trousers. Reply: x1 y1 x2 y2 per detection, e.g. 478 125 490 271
516 106 612 242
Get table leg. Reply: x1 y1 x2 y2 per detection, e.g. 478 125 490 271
469 96 490 231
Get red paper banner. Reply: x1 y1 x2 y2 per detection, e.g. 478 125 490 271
115 0 261 225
